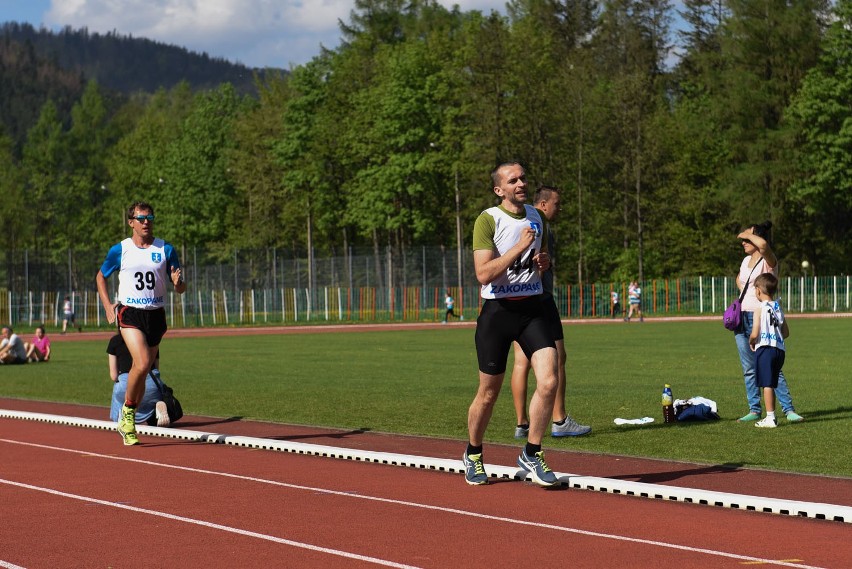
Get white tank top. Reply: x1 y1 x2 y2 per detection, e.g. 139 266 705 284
479 205 545 300
115 238 172 309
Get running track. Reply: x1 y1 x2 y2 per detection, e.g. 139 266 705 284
1 398 850 568
2 321 851 568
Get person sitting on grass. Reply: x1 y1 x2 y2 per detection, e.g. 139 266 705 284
0 326 28 365
108 334 171 427
25 325 51 362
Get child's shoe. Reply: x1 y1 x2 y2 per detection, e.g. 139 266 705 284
755 416 777 429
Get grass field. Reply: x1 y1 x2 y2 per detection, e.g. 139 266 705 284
2 318 850 477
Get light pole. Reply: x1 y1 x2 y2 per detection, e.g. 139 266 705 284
454 167 463 304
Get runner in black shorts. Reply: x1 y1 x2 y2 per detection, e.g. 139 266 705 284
510 186 590 439
97 201 186 446
463 162 559 488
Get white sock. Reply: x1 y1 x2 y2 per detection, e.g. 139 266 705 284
767 411 776 420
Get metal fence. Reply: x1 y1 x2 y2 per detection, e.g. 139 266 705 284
2 246 849 328
1 274 849 330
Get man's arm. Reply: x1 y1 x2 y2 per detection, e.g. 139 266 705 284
96 270 118 324
108 353 119 382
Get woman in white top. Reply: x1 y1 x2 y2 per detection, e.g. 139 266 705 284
733 221 803 423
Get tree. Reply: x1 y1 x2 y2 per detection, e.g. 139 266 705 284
158 83 247 255
786 0 852 271
105 83 195 244
716 0 829 229
20 100 66 254
0 130 29 258
225 72 290 251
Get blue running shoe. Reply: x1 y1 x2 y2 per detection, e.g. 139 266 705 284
514 425 529 439
517 448 557 487
463 452 488 485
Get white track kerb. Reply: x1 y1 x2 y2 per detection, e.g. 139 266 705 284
2 409 849 524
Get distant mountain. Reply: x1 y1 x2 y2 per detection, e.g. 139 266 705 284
1 22 282 96
0 33 86 148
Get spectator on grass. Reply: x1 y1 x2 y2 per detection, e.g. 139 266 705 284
463 162 559 487
748 273 790 429
733 222 803 424
510 185 590 440
0 326 28 364
25 325 51 362
108 334 170 427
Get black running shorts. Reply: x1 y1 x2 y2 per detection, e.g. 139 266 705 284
116 305 168 347
540 294 564 342
474 296 556 375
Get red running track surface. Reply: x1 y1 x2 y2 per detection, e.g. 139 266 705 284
1 401 850 569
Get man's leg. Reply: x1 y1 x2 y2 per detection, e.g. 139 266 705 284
517 347 559 486
509 342 531 437
464 371 504 485
551 339 567 421
467 372 504 447
118 328 156 445
527 347 557 445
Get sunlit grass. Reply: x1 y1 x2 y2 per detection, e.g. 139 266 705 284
2 317 849 476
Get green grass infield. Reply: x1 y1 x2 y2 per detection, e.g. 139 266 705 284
2 318 849 477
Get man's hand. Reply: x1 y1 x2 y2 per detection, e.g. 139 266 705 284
534 251 550 272
105 303 118 324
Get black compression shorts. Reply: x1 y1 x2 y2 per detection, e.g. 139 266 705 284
474 296 556 375
540 294 564 341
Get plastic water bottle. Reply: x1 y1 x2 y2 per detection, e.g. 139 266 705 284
662 384 675 424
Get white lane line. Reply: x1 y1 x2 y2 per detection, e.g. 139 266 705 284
2 410 848 523
0 439 828 569
0 477 419 569
0 561 27 569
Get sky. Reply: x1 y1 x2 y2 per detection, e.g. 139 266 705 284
0 0 507 69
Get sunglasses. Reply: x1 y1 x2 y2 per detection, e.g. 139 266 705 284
132 214 155 222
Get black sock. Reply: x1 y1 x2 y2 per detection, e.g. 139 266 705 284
517 423 529 430
525 442 541 456
466 444 482 456
553 417 566 426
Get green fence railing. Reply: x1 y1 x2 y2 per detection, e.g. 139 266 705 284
1 275 849 330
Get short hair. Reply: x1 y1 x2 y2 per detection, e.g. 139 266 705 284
490 161 523 188
127 201 155 219
534 185 560 204
754 273 778 298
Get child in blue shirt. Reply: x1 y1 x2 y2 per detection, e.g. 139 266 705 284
749 273 790 428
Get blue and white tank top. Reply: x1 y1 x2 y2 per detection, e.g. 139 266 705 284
100 237 180 310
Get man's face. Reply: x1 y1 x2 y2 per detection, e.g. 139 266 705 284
129 208 154 237
494 164 527 206
539 193 561 221
1 328 10 339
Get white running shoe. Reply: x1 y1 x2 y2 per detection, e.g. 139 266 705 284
755 416 777 428
155 401 170 427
